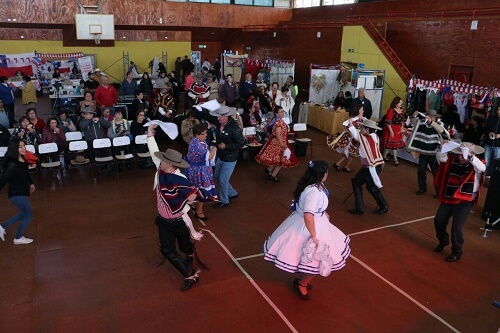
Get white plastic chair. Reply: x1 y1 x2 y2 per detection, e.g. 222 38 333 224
134 135 151 159
113 136 135 172
65 131 83 142
68 140 91 172
0 147 7 158
38 143 62 176
293 123 312 158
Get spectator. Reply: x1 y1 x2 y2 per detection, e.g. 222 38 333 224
342 91 353 110
79 92 97 113
0 122 10 146
206 75 219 101
120 70 138 96
213 57 221 81
26 108 46 133
351 88 373 120
168 71 181 109
275 86 294 125
483 105 500 177
57 110 77 133
219 74 239 107
181 110 201 144
130 90 149 118
238 72 256 104
107 109 132 141
462 116 483 146
188 74 210 105
0 99 10 128
11 116 41 147
19 75 37 107
138 72 154 97
0 76 15 127
84 71 99 95
183 70 195 111
94 75 118 114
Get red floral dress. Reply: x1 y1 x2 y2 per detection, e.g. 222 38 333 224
382 108 406 149
332 117 362 157
255 120 299 167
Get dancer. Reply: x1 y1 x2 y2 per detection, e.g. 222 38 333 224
331 105 365 173
347 118 389 215
147 125 214 291
0 138 36 245
433 142 486 262
255 105 299 182
381 96 408 166
264 160 351 300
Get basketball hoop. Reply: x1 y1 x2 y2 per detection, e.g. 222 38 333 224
91 33 102 45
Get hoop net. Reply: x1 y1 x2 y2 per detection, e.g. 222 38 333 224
91 33 102 44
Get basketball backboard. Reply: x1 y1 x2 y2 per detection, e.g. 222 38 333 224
75 14 115 40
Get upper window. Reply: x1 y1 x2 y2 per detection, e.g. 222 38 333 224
188 0 273 6
295 0 355 8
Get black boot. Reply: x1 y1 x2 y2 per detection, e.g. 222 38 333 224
348 178 364 214
368 187 389 214
165 251 199 291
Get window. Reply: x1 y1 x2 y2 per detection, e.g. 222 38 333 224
185 0 274 6
295 0 355 8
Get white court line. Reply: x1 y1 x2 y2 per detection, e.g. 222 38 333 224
230 215 459 331
347 215 435 236
202 229 299 333
350 255 460 333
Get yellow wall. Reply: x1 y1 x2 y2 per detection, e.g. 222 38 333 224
340 26 407 116
0 40 191 83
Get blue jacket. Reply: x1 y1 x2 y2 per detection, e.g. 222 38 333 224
0 83 15 105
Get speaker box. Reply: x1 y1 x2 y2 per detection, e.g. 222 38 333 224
482 158 500 221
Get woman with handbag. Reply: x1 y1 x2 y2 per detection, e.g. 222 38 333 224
0 138 36 245
263 160 351 300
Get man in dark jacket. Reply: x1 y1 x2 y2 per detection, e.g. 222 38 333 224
351 88 373 120
209 106 244 208
79 110 111 157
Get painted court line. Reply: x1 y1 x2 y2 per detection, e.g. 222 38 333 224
202 229 299 333
347 216 435 237
350 254 460 333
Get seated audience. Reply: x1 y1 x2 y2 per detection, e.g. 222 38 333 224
0 99 10 128
130 90 149 118
41 116 67 152
108 109 132 140
26 108 46 133
11 115 41 147
0 123 10 146
57 110 77 133
181 110 201 144
139 72 154 97
79 92 97 113
100 107 114 136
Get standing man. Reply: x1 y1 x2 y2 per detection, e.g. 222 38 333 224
84 71 99 95
210 106 245 208
351 88 373 120
94 75 118 115
283 75 298 101
433 142 486 262
0 76 15 127
219 74 239 107
347 118 389 215
238 72 256 105
146 124 212 290
119 70 137 96
175 57 182 79
408 109 450 198
214 57 222 82
202 59 211 71
169 71 181 109
188 74 210 105
183 70 195 112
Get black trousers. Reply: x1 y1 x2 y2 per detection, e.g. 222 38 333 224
417 154 438 193
352 165 388 212
434 201 474 256
155 216 193 257
4 103 15 127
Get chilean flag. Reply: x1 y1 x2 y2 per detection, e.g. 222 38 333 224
0 52 36 77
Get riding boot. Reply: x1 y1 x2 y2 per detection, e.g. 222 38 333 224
351 178 365 213
368 187 389 214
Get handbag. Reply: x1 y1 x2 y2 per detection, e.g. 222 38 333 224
24 151 38 165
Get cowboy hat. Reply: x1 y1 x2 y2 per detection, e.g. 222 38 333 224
72 155 89 164
154 149 189 168
209 105 237 117
425 109 441 117
362 118 382 131
451 142 485 155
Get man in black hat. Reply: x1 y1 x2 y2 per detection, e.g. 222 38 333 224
433 142 486 262
146 124 213 290
84 71 99 95
408 109 450 198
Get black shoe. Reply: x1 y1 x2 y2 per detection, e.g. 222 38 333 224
194 212 208 221
229 194 239 200
415 189 427 195
445 254 461 262
265 168 270 175
434 243 448 253
212 202 229 209
180 275 199 291
269 176 279 182
342 167 352 173
373 206 389 214
332 163 340 171
293 278 312 290
348 209 364 215
292 280 310 300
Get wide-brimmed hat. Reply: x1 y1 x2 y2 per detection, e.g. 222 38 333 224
362 118 382 131
451 142 485 155
425 109 441 117
153 149 189 168
209 105 237 117
157 82 172 89
94 68 101 72
72 155 89 164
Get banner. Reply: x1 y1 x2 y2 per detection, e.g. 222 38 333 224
0 52 36 77
78 56 93 81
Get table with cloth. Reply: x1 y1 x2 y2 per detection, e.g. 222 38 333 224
305 105 349 135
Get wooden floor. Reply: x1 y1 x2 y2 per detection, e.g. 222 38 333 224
1 97 499 332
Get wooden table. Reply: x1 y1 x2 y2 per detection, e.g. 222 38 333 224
306 106 349 134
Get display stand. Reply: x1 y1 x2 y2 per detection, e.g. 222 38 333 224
221 54 247 82
268 59 295 89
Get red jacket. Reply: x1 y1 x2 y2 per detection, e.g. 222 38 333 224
95 85 118 108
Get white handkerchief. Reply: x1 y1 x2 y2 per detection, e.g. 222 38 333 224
441 141 460 153
158 106 166 116
283 148 291 159
198 99 221 112
461 146 469 160
143 120 179 140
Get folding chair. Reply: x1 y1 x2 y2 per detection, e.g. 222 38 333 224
25 144 38 173
293 123 313 158
134 135 153 168
65 131 83 142
38 142 62 178
68 140 92 176
112 136 135 174
92 138 115 176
